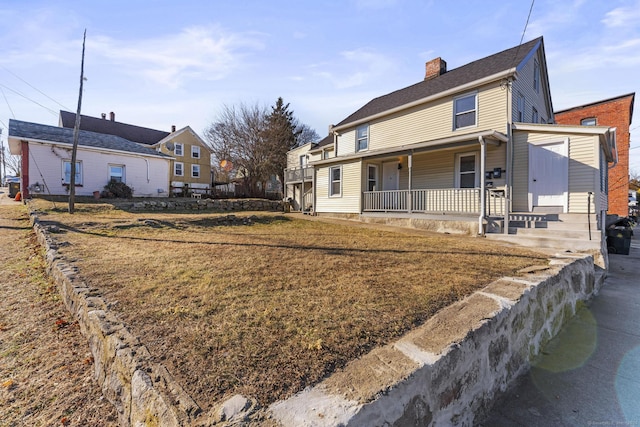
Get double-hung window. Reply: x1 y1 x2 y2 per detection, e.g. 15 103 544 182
174 143 184 156
109 165 125 183
517 93 525 122
192 164 200 178
329 166 341 197
367 165 378 192
533 60 540 93
174 162 184 176
454 93 477 129
191 145 200 158
356 125 369 151
63 160 83 185
532 107 539 124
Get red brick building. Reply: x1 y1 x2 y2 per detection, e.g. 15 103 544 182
555 93 635 217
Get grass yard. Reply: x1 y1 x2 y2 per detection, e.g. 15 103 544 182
31 199 548 409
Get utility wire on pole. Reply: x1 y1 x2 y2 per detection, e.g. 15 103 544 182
69 29 86 214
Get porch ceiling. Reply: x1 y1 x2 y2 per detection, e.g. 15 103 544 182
311 129 507 166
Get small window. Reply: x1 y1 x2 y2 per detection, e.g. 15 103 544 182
300 155 307 167
456 153 477 188
367 165 378 192
329 166 341 197
174 143 183 156
63 160 82 185
323 150 330 160
517 93 525 122
174 162 184 176
356 125 369 151
192 164 200 178
109 165 125 183
533 60 540 93
454 93 477 129
191 145 200 158
581 117 597 126
532 107 539 124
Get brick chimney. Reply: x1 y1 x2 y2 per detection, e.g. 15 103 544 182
109 111 115 121
425 57 447 80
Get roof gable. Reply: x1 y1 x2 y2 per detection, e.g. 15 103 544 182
59 111 170 145
155 126 211 151
335 37 543 129
9 119 171 158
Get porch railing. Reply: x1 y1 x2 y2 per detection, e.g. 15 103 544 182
284 167 313 184
363 188 506 216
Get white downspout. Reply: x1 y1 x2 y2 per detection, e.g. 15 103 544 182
479 136 486 235
408 153 413 213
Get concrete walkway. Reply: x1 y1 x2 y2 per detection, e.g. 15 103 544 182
481 225 640 426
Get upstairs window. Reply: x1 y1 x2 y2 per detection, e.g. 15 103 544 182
533 59 540 93
191 145 200 158
532 107 539 124
454 93 477 129
356 125 369 151
63 160 83 185
581 117 597 126
300 155 308 167
174 143 183 156
517 93 525 122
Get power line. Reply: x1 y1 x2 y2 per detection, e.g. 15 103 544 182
0 83 58 117
0 64 71 111
1 87 15 119
510 0 536 69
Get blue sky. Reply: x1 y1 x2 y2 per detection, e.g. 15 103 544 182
0 0 639 172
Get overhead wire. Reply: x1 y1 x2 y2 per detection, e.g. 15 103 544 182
0 83 58 117
0 64 70 111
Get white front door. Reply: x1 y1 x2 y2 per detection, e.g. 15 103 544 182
529 141 568 210
382 161 399 191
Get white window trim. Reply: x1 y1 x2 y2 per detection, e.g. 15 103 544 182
62 160 83 185
329 166 342 197
108 164 125 183
174 143 184 157
453 92 478 130
454 151 480 188
174 161 184 176
191 164 200 178
356 124 369 152
191 145 201 158
367 164 378 192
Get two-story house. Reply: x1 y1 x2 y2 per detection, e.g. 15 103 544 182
285 37 617 260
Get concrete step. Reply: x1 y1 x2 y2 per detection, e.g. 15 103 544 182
508 220 598 231
507 227 598 241
485 233 602 252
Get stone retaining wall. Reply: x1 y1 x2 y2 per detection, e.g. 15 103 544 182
30 201 603 426
119 198 283 212
269 255 601 426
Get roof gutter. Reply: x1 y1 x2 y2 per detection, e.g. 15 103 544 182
331 68 517 133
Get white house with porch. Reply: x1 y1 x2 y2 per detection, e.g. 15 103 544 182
284 37 617 261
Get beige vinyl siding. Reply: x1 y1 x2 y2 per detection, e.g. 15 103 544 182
315 160 362 213
485 143 507 188
336 130 356 157
512 51 551 124
512 130 600 213
366 82 507 153
287 144 312 168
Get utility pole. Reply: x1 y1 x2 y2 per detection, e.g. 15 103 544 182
69 29 86 214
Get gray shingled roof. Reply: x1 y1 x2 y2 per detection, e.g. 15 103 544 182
335 37 543 128
9 119 172 158
59 111 170 145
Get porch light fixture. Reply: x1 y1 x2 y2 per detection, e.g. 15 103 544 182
397 163 402 170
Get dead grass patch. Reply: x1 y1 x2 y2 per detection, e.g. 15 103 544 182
30 199 548 409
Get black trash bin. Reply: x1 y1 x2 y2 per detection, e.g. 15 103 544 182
606 227 632 255
8 182 20 198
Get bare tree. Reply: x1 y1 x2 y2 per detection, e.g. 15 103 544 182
204 103 269 197
5 154 21 176
294 121 321 147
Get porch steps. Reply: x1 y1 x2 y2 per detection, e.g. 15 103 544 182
485 212 602 252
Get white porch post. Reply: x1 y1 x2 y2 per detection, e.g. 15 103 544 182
479 136 486 235
408 154 413 213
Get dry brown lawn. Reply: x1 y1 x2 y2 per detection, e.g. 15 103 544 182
30 199 547 410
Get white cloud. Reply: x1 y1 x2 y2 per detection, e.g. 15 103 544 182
88 26 266 89
313 48 396 89
602 1 640 28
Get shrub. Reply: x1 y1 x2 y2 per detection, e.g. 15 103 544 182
103 179 133 198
